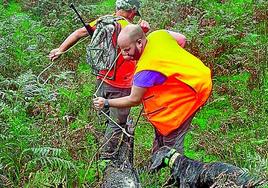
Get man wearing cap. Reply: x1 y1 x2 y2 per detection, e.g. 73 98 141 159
93 24 212 156
49 1 150 160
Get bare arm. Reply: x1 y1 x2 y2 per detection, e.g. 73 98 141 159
167 30 186 48
49 27 89 61
93 86 148 110
58 27 89 52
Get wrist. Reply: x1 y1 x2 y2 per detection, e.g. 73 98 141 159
104 99 110 108
57 48 64 54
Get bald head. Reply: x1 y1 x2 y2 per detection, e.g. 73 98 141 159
118 24 145 47
118 24 146 60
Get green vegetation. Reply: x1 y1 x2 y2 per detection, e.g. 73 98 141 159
0 0 267 187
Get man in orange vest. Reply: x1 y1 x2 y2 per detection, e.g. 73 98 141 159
93 24 212 155
49 2 150 160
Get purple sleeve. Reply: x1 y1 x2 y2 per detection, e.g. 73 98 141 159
133 70 167 88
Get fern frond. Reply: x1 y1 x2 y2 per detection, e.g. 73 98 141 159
28 156 76 171
24 147 63 157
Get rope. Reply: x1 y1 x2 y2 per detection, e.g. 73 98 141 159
56 35 90 55
39 15 144 137
134 106 144 128
38 35 90 83
93 52 121 96
91 16 145 138
93 51 134 138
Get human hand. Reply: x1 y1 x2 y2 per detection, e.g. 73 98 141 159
48 48 63 61
93 97 106 110
139 20 150 33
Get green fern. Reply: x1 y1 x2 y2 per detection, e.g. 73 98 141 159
21 147 77 187
27 157 75 171
23 147 63 157
22 147 76 171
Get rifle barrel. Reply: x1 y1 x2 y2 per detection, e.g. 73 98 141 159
70 4 94 36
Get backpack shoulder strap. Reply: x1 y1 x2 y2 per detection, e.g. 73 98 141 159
97 14 129 23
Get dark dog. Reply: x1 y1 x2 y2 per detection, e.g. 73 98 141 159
150 147 265 188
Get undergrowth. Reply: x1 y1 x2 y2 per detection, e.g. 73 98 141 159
0 0 267 187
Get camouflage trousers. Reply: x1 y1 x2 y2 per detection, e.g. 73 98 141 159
96 80 131 160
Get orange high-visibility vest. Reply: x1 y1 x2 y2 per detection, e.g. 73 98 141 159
135 30 212 136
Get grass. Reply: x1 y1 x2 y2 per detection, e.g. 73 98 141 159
0 0 267 187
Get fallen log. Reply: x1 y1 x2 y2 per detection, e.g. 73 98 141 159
101 117 141 188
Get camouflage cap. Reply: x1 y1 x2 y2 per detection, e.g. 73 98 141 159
116 0 141 16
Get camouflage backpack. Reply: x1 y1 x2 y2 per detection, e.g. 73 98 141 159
86 15 125 79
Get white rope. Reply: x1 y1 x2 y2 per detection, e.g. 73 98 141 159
93 51 134 138
93 52 121 96
38 36 90 83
